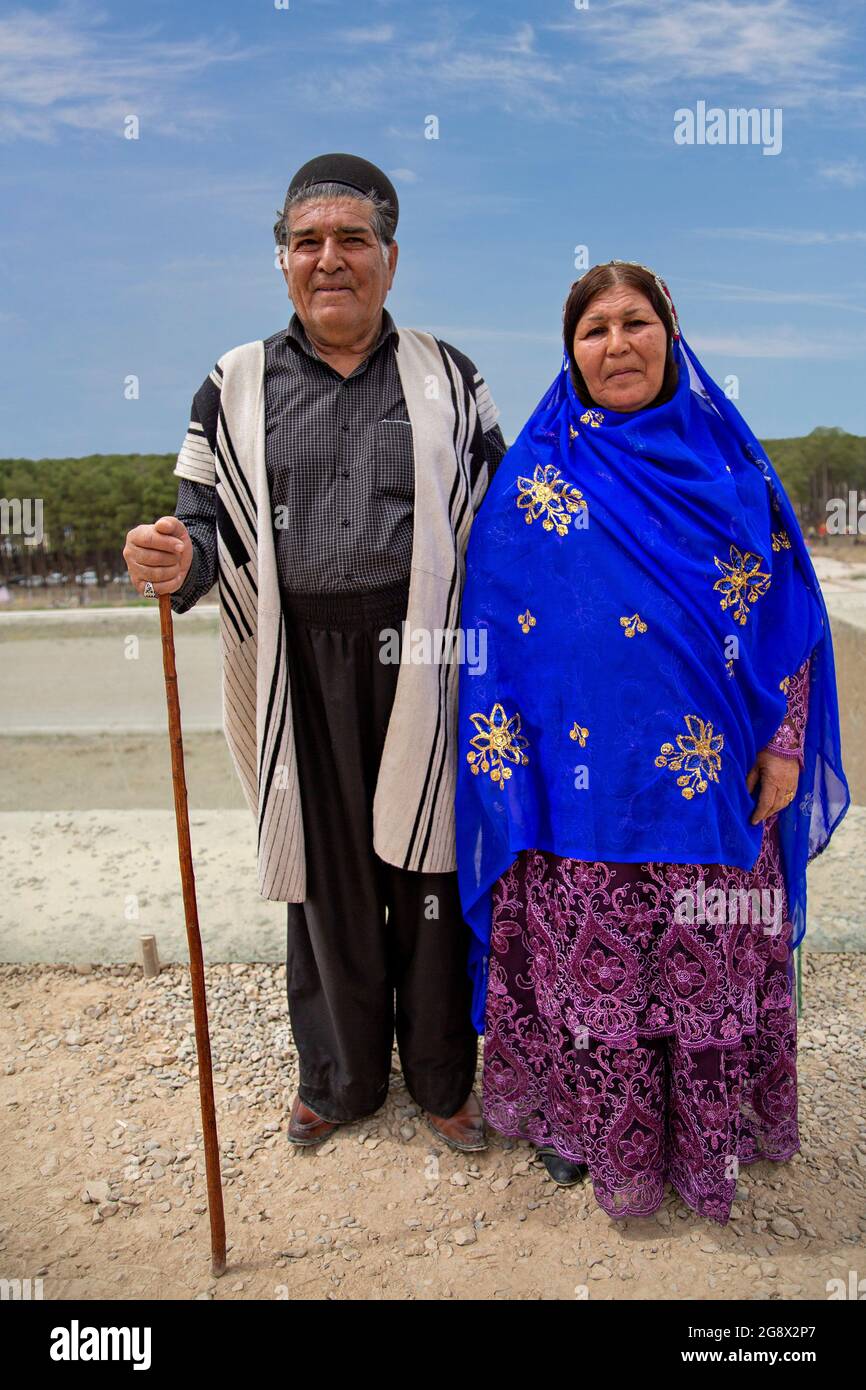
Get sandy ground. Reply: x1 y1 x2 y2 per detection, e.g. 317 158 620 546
0 811 285 963
0 732 244 812
1 955 864 1302
1 806 863 964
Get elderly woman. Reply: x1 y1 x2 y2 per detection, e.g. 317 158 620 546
456 261 849 1223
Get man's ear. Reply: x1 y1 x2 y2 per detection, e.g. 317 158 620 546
386 240 399 289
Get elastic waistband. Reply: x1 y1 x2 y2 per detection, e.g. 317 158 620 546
280 581 410 630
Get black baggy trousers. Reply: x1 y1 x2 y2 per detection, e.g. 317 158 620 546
282 582 478 1124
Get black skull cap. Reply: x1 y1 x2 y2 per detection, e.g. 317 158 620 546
285 153 399 229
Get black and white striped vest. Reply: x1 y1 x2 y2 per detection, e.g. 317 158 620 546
173 329 498 900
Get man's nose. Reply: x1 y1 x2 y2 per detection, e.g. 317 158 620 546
317 236 345 271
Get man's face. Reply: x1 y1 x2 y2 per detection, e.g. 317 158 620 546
280 196 398 346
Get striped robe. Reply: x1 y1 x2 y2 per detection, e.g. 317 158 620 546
173 329 501 901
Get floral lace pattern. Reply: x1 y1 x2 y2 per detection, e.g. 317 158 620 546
766 659 810 765
482 820 798 1225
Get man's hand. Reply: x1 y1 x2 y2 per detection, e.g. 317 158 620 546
123 516 193 596
746 749 800 825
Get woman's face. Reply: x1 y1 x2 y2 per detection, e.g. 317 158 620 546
572 285 669 412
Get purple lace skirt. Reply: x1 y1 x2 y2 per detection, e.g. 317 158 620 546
481 820 798 1224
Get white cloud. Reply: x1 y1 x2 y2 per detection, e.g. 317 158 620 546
581 0 843 92
286 0 862 132
819 159 866 188
426 326 561 346
0 4 252 142
337 25 395 45
388 168 418 183
547 0 864 114
3 0 859 158
502 23 535 57
384 124 424 141
693 228 866 245
691 327 866 359
290 17 574 122
678 277 866 314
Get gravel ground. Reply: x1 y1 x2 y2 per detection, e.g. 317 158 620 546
1 955 864 1301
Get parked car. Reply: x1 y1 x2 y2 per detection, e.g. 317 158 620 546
75 569 99 586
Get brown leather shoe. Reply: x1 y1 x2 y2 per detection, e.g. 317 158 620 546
426 1089 487 1152
287 1093 341 1146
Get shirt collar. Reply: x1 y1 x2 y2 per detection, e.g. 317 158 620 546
285 307 399 360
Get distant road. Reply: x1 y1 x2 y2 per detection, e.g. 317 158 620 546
0 605 223 734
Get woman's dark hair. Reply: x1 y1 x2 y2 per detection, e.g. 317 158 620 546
563 262 679 409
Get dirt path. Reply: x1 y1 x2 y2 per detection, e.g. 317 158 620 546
2 957 864 1301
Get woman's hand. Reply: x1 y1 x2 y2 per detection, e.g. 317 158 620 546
745 749 800 825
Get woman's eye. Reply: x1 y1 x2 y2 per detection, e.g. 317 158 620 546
627 320 648 328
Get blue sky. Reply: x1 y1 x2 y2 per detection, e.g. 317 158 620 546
1 0 865 457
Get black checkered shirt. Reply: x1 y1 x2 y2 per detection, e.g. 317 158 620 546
172 309 507 605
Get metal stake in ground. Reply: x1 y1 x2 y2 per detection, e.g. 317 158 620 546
158 593 227 1277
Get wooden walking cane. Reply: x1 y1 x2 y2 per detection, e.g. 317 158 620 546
158 593 227 1277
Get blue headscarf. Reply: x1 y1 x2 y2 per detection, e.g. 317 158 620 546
456 269 849 1035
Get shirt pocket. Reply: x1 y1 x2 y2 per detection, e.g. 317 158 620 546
371 417 415 503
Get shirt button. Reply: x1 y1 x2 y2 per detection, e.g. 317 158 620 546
342 519 349 528
341 423 350 432
341 469 349 478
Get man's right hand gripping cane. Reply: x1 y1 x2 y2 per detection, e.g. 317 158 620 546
123 516 193 597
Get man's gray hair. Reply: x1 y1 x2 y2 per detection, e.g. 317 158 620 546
273 182 397 260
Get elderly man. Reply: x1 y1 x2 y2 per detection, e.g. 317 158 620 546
123 153 507 1151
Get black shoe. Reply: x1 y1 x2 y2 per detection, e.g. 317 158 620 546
537 1146 587 1186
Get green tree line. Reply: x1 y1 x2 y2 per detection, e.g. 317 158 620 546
1 427 865 581
0 453 177 582
760 427 866 527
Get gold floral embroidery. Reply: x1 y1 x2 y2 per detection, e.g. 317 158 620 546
771 530 791 552
712 545 770 626
516 463 587 535
569 722 589 747
779 675 791 695
467 703 529 783
619 613 648 638
725 659 735 679
569 424 579 441
517 609 536 634
580 409 604 428
654 714 724 799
